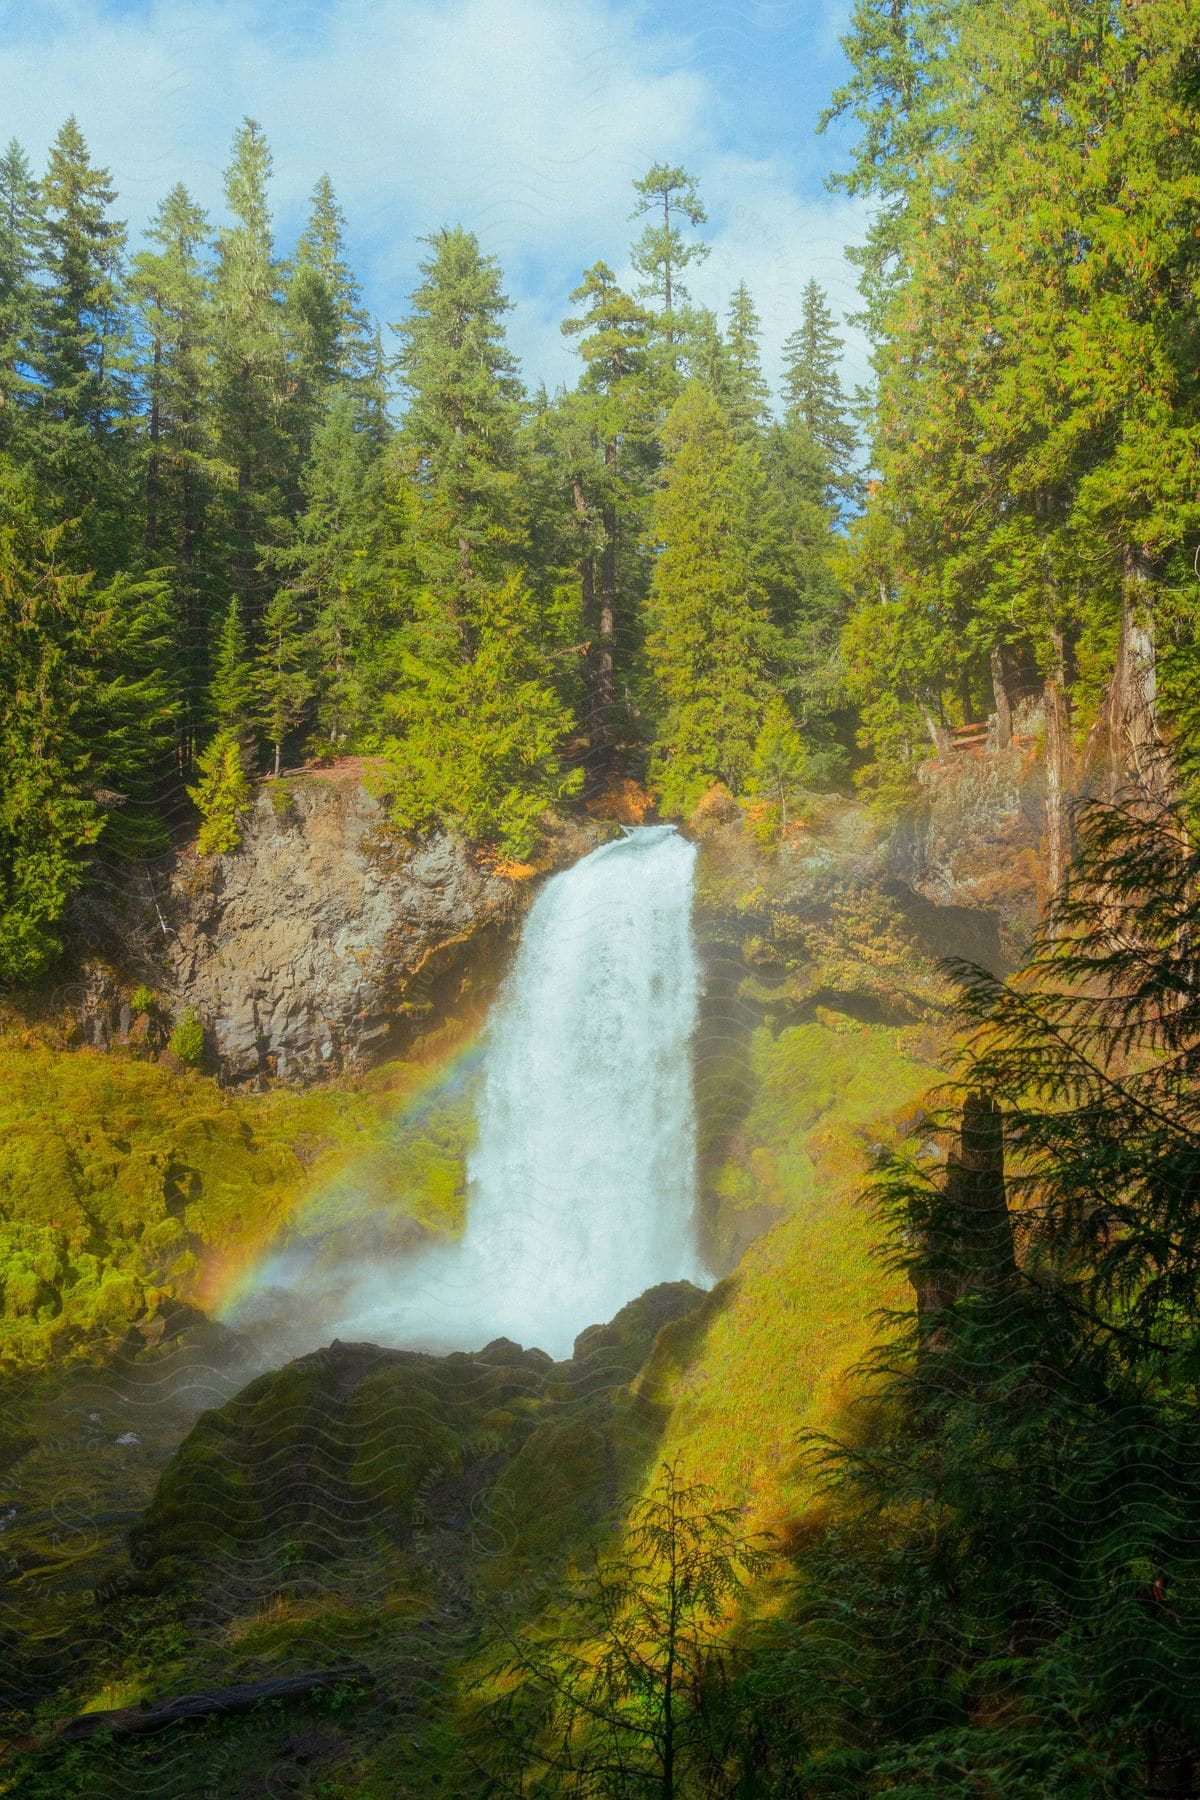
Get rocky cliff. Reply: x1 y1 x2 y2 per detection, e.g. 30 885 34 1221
78 766 605 1085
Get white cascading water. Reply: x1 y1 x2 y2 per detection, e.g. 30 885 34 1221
462 822 706 1341
314 824 707 1360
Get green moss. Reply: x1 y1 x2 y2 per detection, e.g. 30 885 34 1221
0 1033 480 1369
705 1017 939 1268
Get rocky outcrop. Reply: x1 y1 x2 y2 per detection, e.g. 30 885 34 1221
79 767 607 1084
161 772 523 1082
129 1281 705 1588
889 709 1046 943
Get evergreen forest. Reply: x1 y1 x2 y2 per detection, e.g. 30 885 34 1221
3 2 1200 1796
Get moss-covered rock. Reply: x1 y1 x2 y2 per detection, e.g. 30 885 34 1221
129 1283 706 1600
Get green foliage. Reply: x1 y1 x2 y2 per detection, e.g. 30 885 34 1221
210 118 292 631
393 224 525 631
266 778 294 818
0 117 863 947
745 696 810 841
476 1458 773 1796
207 593 254 734
269 388 407 753
167 1006 204 1066
384 231 577 852
834 0 1200 814
780 279 858 515
724 281 770 444
385 575 582 856
749 797 1200 1794
187 726 252 854
33 115 134 573
629 163 709 397
0 138 44 443
645 385 777 813
0 464 175 978
256 582 311 774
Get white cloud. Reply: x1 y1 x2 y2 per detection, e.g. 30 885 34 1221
0 0 872 402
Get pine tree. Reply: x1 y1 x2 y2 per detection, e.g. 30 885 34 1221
645 383 777 813
290 175 371 390
35 117 134 570
284 175 374 468
833 0 1200 838
780 280 857 510
207 593 255 741
681 305 734 412
0 461 175 978
210 119 291 630
560 260 655 753
188 594 256 852
393 225 524 656
187 733 253 856
724 282 771 442
271 389 406 752
477 1459 772 1796
756 797 1200 1796
0 139 44 451
385 229 578 851
257 585 311 778
629 164 709 397
747 694 810 842
129 183 213 764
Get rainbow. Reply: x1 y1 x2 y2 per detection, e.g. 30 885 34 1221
197 1025 487 1323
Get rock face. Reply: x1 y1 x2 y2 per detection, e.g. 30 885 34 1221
890 715 1046 943
157 771 526 1082
129 1281 705 1588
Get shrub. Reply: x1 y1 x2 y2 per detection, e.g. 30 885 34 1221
168 1007 204 1066
267 779 295 819
187 728 253 855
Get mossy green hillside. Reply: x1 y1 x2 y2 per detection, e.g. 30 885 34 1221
706 1017 939 1264
0 1035 476 1369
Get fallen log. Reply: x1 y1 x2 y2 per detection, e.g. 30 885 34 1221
50 1665 371 1744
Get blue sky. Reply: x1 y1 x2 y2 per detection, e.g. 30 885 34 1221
1 0 870 398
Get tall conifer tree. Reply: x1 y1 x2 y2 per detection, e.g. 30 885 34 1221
129 184 213 764
560 261 655 753
35 117 133 569
211 119 290 630
781 280 857 510
645 383 776 812
629 164 709 397
725 281 771 443
0 139 43 451
385 228 578 852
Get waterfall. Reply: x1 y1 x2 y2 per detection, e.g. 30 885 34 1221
229 826 707 1362
461 823 706 1346
312 825 706 1360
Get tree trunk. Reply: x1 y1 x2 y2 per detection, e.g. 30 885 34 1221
916 696 952 757
146 336 161 555
1043 646 1073 902
990 644 1013 750
959 667 974 727
455 533 474 663
50 1667 370 1745
598 444 618 739
571 473 599 744
1082 547 1170 804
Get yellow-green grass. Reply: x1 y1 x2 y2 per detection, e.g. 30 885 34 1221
0 1032 476 1369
